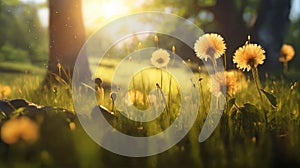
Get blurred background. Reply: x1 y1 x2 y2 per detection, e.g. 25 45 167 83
0 0 299 80
1 1 300 167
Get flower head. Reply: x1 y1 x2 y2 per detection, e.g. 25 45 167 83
233 44 266 71
138 42 142 49
151 49 170 68
154 35 159 43
172 46 176 54
125 90 148 107
210 70 246 96
110 92 117 101
69 122 76 131
194 33 226 61
225 70 245 95
0 85 11 98
279 44 295 62
1 116 39 144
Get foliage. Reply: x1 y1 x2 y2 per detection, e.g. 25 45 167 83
0 1 48 65
285 16 300 71
0 43 29 63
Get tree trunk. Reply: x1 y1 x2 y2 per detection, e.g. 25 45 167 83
252 0 291 74
45 0 90 85
211 0 249 69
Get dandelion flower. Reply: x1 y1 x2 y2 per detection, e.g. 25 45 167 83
1 117 39 144
154 35 159 43
95 78 104 105
233 44 266 71
151 49 170 68
279 44 295 62
220 71 238 95
210 70 247 96
57 63 62 70
1 118 20 144
125 90 148 107
172 46 176 54
69 122 76 130
19 117 39 144
154 35 159 48
138 42 142 49
0 85 11 98
194 33 226 61
110 92 117 101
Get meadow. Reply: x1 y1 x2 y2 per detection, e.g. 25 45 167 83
0 48 300 168
1 0 300 167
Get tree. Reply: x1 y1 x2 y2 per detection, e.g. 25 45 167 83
46 0 90 85
0 1 47 65
252 0 291 73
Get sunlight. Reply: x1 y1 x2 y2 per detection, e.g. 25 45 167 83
101 1 128 18
83 0 129 28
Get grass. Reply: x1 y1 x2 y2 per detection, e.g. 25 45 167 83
0 62 46 75
0 59 300 168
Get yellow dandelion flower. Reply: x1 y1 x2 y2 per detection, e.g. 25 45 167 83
57 63 62 70
151 49 170 68
279 44 295 62
223 71 240 96
154 35 159 43
0 117 39 144
211 70 247 96
172 46 176 54
194 33 226 61
220 71 237 96
125 89 148 107
0 85 11 98
69 122 76 131
1 118 20 144
19 117 39 144
95 78 104 105
233 43 266 71
210 72 225 96
225 71 238 92
138 42 142 49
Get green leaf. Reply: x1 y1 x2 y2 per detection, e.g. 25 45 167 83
239 103 263 130
241 103 259 113
9 107 25 118
266 110 276 124
227 98 236 111
0 111 7 121
230 108 239 120
261 89 278 107
240 103 263 122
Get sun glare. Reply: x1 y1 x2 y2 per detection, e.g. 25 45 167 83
102 1 128 18
83 0 129 28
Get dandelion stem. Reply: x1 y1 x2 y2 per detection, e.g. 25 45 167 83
58 68 61 77
252 67 268 127
251 67 263 103
172 45 176 65
156 83 169 114
283 62 288 74
211 58 218 73
168 75 172 114
172 53 175 66
111 99 115 113
155 35 159 48
224 53 227 70
199 79 205 111
160 68 163 89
